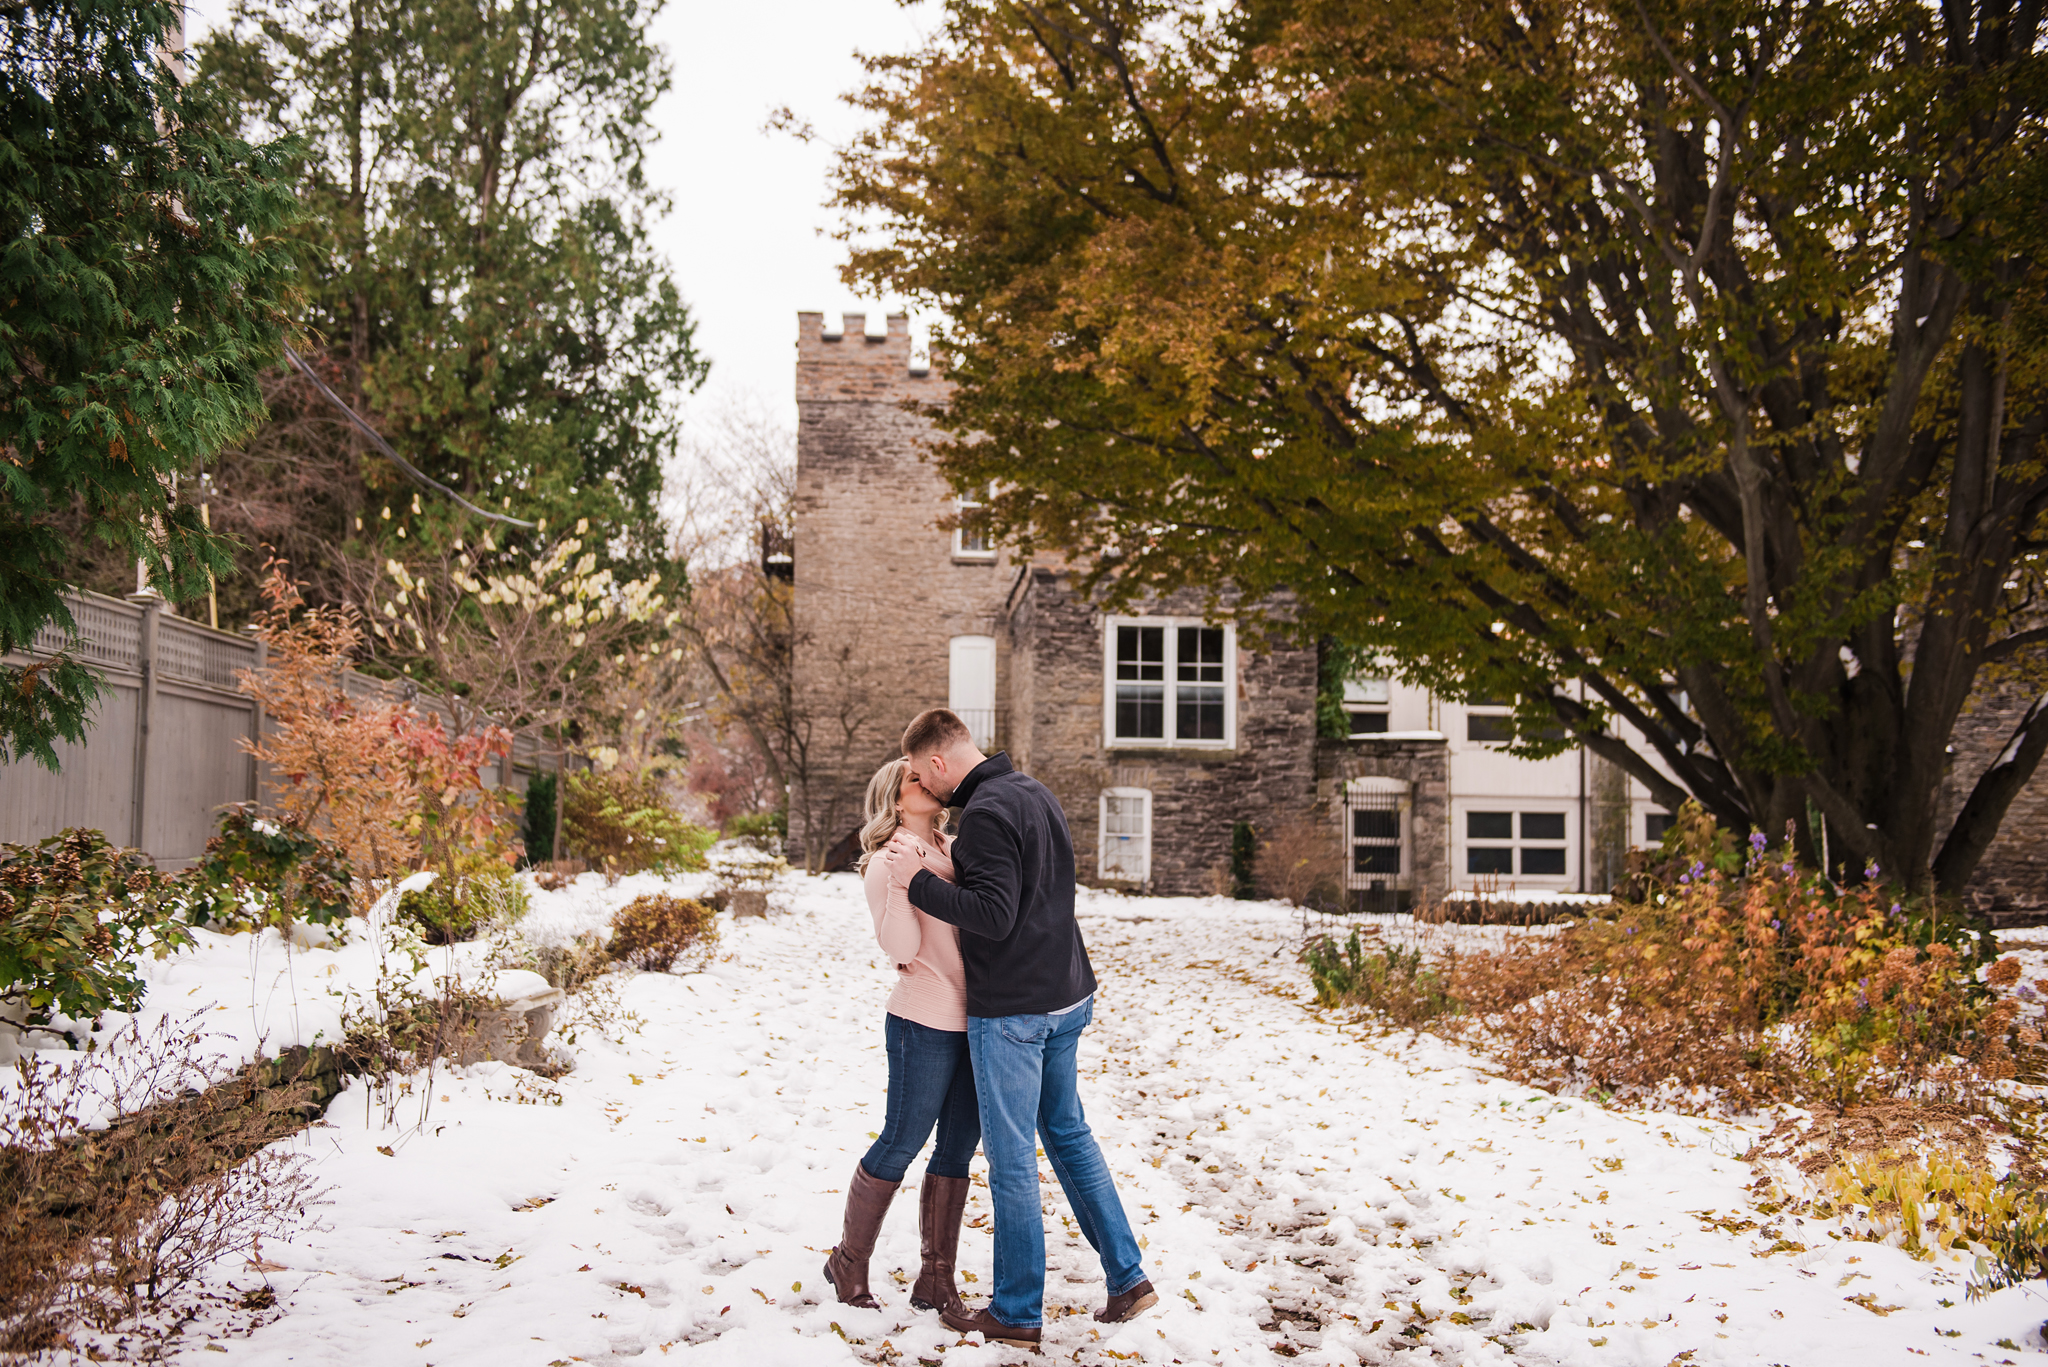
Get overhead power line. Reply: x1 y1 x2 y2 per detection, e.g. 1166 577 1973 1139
281 342 539 530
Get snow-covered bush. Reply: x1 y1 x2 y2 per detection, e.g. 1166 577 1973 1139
397 861 529 944
0 1018 320 1352
0 829 190 1029
180 802 353 930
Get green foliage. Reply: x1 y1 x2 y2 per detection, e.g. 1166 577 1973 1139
1229 822 1257 900
181 803 352 929
1 0 301 766
521 772 558 865
724 810 786 852
1302 929 1456 1026
1316 640 1372 741
0 829 191 1025
397 865 529 945
197 0 707 582
563 770 714 876
1968 1181 2048 1299
836 0 2048 896
608 894 718 972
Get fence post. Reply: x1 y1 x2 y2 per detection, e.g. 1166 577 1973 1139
248 631 267 807
127 592 162 853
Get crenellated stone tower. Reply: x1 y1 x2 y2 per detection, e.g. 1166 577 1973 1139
788 313 1016 867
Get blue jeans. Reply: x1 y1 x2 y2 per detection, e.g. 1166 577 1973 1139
967 998 1146 1327
861 1013 982 1183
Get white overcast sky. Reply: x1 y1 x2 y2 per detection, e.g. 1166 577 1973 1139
182 0 936 426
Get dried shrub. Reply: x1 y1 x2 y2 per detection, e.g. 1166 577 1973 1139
563 770 714 877
0 1019 323 1353
609 894 719 972
530 859 588 891
0 829 190 1030
1442 813 2018 1112
534 934 613 992
239 565 419 883
1302 927 1455 1027
181 802 353 930
1260 820 1345 908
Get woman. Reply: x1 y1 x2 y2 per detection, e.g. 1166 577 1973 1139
821 758 979 1317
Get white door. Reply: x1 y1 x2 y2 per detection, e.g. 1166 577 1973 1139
949 635 996 748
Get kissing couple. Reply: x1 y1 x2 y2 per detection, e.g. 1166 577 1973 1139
818 708 1157 1352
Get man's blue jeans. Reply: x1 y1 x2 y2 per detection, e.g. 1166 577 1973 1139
967 998 1146 1328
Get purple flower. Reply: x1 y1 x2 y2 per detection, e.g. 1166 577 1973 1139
1865 861 1881 878
1781 862 1796 876
1749 831 1768 855
1771 919 1781 930
1678 874 1690 885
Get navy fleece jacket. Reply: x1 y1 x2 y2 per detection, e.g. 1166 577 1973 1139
906 753 1097 1018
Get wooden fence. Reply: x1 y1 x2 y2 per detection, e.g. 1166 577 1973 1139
0 589 552 868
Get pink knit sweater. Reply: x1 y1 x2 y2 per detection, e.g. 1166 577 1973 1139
863 833 967 1032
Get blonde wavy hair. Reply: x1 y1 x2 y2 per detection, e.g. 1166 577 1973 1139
856 758 947 874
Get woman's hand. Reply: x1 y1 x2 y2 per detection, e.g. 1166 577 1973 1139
883 830 937 883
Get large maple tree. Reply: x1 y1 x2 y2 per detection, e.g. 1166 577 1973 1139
835 0 2048 894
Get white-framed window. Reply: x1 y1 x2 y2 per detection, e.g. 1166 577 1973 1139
1102 617 1236 748
1464 808 1570 877
1465 695 1514 744
1645 810 1676 843
953 482 996 558
1464 694 1566 745
1098 788 1151 883
948 635 996 749
1344 675 1391 736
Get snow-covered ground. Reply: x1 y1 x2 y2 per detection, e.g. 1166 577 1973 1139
63 875 2048 1363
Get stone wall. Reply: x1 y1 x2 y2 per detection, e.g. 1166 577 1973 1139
788 312 1016 865
1315 737 1452 908
1007 571 1323 896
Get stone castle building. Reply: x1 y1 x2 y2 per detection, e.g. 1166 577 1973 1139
788 312 2046 923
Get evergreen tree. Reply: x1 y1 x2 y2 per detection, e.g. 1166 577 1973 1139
199 0 706 587
1 0 301 767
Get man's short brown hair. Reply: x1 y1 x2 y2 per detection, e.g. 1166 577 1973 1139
902 707 972 757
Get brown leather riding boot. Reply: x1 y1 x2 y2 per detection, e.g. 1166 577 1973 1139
822 1164 899 1309
909 1173 971 1316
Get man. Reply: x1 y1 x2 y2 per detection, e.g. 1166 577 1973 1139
883 707 1155 1352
